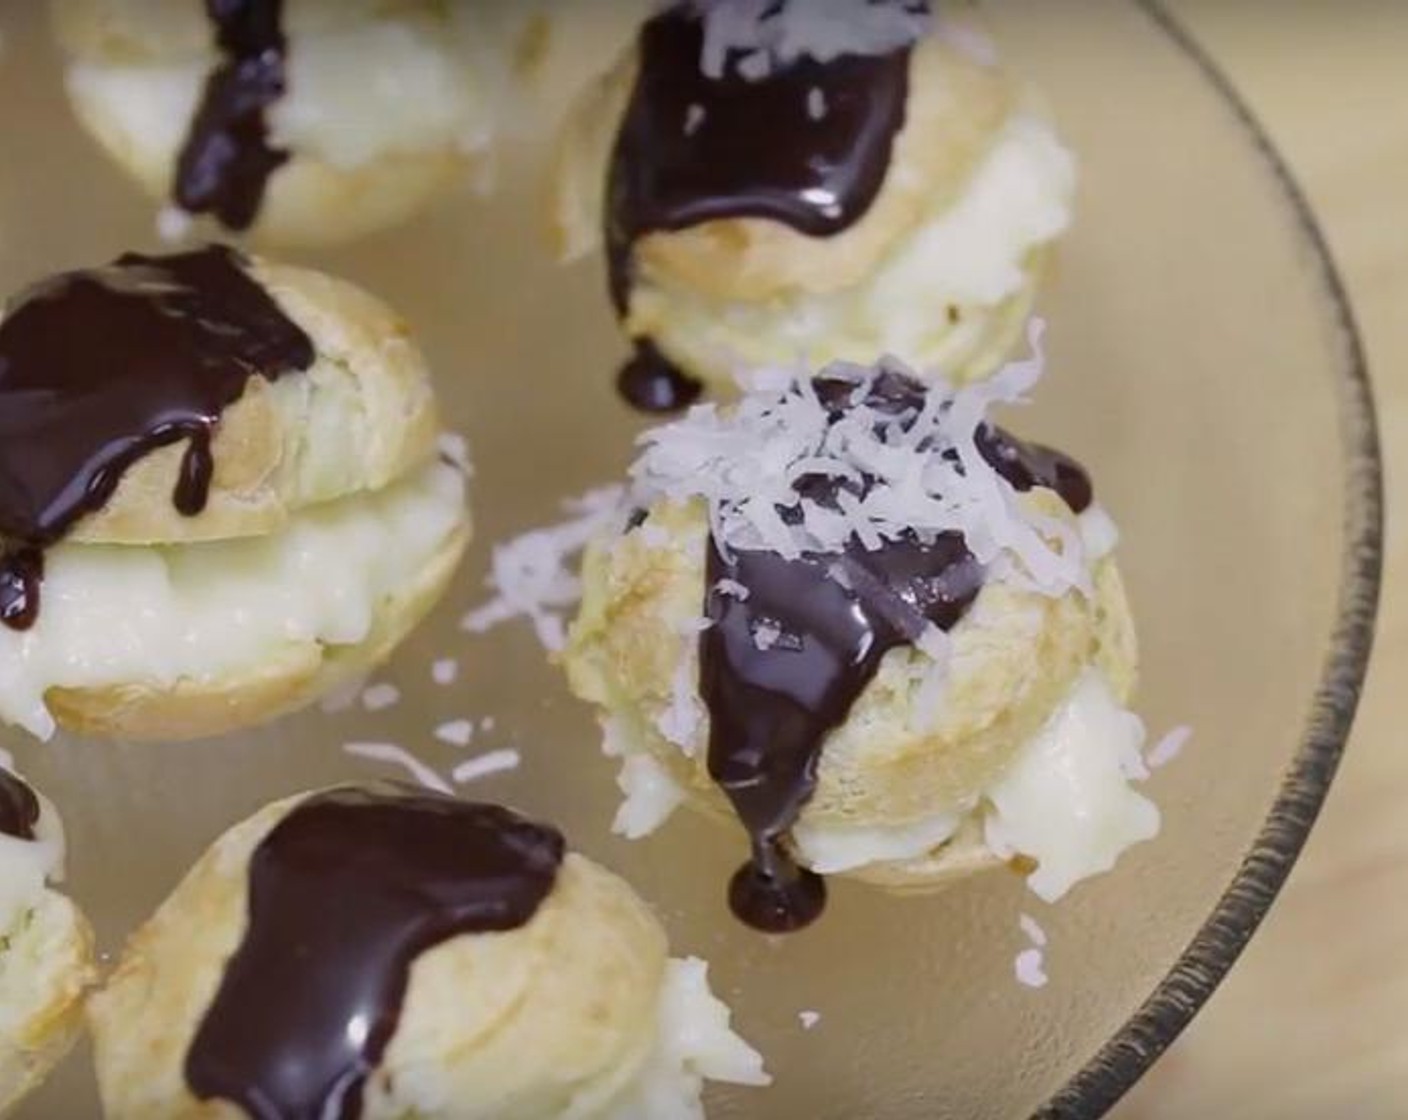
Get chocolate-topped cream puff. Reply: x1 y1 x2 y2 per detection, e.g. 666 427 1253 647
51 0 523 245
88 784 768 1119
563 330 1158 932
554 0 1076 410
0 245 469 741
0 760 95 1115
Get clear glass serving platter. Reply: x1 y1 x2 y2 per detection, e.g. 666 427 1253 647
0 3 1380 1117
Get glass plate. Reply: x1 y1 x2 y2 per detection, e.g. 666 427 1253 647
0 2 1380 1117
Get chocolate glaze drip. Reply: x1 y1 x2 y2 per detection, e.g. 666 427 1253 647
175 0 292 231
699 371 1092 932
606 4 916 409
0 245 315 631
0 769 39 841
186 787 564 1120
617 339 704 413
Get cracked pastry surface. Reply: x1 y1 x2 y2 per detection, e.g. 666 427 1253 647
87 785 768 1120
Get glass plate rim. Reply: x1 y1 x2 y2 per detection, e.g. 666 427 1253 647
1036 3 1385 1115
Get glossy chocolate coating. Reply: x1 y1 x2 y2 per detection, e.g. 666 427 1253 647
0 245 313 630
186 787 565 1120
175 0 292 230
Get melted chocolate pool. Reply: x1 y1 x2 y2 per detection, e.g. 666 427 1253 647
0 244 315 631
175 0 292 230
186 787 564 1120
0 769 39 841
698 372 1092 932
606 3 918 411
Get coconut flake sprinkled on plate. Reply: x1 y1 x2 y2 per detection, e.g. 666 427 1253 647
462 485 626 651
435 719 476 748
1015 947 1048 989
1019 912 1048 948
1147 725 1193 771
688 0 932 81
452 748 522 785
437 431 474 476
431 657 459 686
361 683 401 713
343 742 453 795
629 320 1090 600
798 1010 822 1030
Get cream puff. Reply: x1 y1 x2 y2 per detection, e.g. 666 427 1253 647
0 244 469 741
554 0 1076 410
563 332 1159 931
0 760 96 1116
87 783 769 1119
50 0 528 245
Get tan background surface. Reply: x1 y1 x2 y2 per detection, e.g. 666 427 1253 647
1118 3 1408 1117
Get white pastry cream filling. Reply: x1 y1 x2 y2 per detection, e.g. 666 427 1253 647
611 957 770 1119
635 114 1076 372
66 15 485 176
610 663 1158 899
0 773 65 937
983 668 1160 902
0 460 466 741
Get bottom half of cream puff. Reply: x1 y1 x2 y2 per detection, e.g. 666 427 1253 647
87 785 768 1120
0 458 468 743
563 498 1160 907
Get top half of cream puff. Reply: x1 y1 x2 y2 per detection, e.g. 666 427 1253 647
0 244 468 741
553 1 1076 394
88 784 767 1120
50 0 541 244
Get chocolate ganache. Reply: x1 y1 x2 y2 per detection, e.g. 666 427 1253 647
0 770 39 842
175 0 292 231
606 2 920 412
0 245 315 631
697 371 1092 932
186 787 564 1120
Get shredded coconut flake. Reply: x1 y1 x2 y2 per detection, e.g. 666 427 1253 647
343 742 453 795
479 716 497 733
689 0 932 80
684 102 707 135
437 432 474 476
462 485 626 651
1015 947 1048 989
807 86 827 120
431 658 458 686
434 719 475 748
452 749 521 785
798 1010 822 1030
1019 912 1048 948
361 683 401 712
629 321 1091 606
155 205 193 244
1146 725 1192 771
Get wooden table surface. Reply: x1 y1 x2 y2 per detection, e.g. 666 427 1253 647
1115 3 1408 1117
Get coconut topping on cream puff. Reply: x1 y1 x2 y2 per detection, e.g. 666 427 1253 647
564 329 1162 932
88 785 768 1120
0 246 468 741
